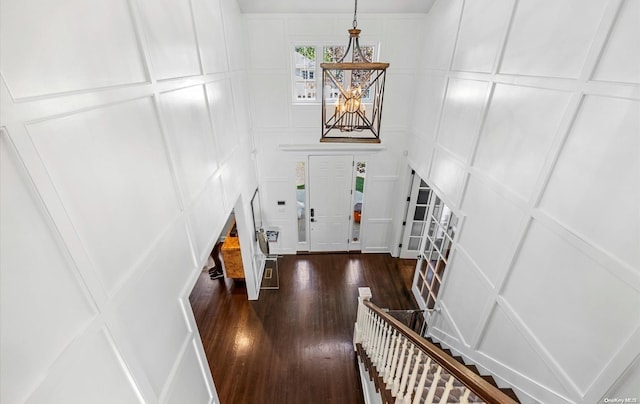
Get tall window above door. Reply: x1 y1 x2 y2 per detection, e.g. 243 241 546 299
292 44 377 103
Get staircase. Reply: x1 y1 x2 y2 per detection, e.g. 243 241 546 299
354 287 520 404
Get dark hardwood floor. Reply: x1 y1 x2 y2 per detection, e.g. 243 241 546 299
189 253 418 404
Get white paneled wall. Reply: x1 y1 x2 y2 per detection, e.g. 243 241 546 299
408 0 640 403
245 14 423 253
1 0 256 403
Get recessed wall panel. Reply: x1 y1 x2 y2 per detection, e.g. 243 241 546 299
114 224 194 394
458 176 525 286
165 341 212 404
430 149 465 206
220 0 246 71
592 0 640 84
539 96 639 269
383 19 423 70
247 19 286 69
188 177 227 260
383 74 417 130
502 221 640 391
160 85 218 205
452 0 513 73
0 0 146 98
411 75 448 144
1 133 96 404
420 0 463 70
439 251 492 341
437 79 490 161
136 0 201 80
191 0 228 74
206 80 238 161
603 357 640 402
473 84 572 200
500 0 608 78
248 73 290 128
28 98 181 294
29 329 143 404
363 222 391 250
479 306 572 401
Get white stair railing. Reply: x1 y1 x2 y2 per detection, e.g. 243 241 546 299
354 287 519 404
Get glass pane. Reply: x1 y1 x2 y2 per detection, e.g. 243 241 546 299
352 162 365 242
448 212 458 240
427 294 435 309
422 284 430 303
436 259 447 278
428 217 437 237
296 162 306 242
440 205 452 228
442 235 452 260
433 235 443 253
432 196 443 222
410 222 424 237
422 237 432 254
426 263 435 285
408 237 421 251
416 273 424 292
414 206 426 221
417 189 430 205
420 179 427 187
323 46 346 100
418 258 428 276
294 46 316 100
432 279 441 297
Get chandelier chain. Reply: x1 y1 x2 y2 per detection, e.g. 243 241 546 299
352 0 358 28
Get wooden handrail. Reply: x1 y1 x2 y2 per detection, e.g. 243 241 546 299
363 300 518 404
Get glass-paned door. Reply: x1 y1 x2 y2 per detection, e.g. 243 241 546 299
400 177 431 259
414 193 458 314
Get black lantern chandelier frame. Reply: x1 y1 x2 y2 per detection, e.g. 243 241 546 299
320 0 389 143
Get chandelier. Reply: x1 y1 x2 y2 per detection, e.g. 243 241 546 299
320 0 389 143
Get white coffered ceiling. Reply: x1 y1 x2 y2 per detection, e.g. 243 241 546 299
236 0 435 14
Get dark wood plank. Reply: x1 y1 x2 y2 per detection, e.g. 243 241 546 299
189 253 417 404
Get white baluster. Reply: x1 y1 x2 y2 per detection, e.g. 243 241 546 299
412 357 432 404
396 345 414 401
371 316 383 365
460 388 471 404
424 365 442 404
377 324 390 368
438 375 455 404
364 309 374 350
402 350 422 404
384 330 399 383
392 338 408 396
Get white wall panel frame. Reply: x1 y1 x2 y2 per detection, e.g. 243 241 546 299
496 296 583 398
473 304 574 404
586 327 640 403
26 97 183 297
24 325 147 404
1 0 254 402
0 0 150 100
133 0 202 81
190 0 229 75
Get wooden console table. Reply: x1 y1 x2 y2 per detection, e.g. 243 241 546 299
221 220 244 280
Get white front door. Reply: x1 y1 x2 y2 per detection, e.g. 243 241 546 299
308 155 353 252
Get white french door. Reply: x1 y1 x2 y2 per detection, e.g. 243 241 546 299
399 176 432 259
308 155 353 252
